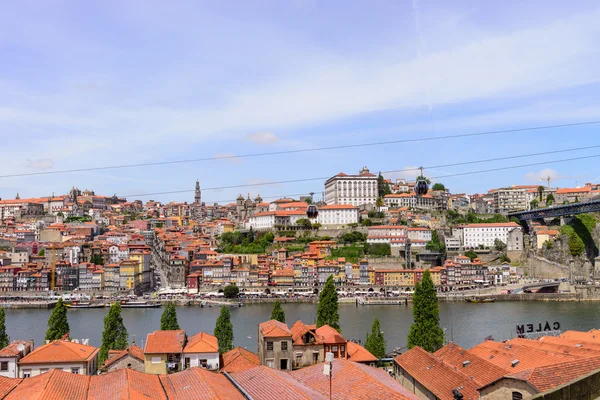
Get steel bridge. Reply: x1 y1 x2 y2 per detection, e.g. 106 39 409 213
508 199 600 221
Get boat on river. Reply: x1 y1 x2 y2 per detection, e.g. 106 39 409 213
465 297 495 303
66 302 105 309
120 300 162 308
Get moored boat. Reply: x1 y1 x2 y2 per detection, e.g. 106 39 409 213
120 300 162 308
465 298 495 303
67 302 105 309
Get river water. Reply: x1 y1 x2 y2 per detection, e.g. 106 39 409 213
6 302 600 352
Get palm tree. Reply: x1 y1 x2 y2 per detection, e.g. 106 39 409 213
537 186 545 202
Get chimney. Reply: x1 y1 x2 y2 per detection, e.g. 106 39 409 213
29 338 34 350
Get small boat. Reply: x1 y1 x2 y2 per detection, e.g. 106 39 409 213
465 298 495 303
120 300 162 308
67 302 105 309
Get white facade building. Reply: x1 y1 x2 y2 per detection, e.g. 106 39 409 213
182 332 220 371
0 341 32 378
461 222 522 249
324 166 378 206
246 210 306 231
316 205 358 227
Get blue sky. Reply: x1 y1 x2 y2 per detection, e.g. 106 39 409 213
1 0 600 204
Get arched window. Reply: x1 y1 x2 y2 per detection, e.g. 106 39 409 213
512 392 523 400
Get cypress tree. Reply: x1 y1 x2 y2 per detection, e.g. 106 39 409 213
160 303 180 330
0 309 9 349
214 306 234 354
316 275 341 332
45 298 70 341
365 317 386 360
99 302 129 364
408 270 444 352
270 300 285 323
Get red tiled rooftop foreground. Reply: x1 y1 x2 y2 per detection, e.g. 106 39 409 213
0 359 417 400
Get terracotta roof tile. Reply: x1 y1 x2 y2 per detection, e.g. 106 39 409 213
434 342 507 387
221 347 260 373
144 330 186 354
0 340 32 358
230 365 326 400
395 347 480 400
183 332 219 354
291 358 418 400
5 369 89 400
101 345 145 369
0 376 21 398
346 342 377 363
315 325 345 344
160 367 244 400
259 320 292 338
19 340 99 364
88 369 166 400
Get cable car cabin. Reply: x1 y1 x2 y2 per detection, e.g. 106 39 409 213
414 179 429 196
306 205 318 219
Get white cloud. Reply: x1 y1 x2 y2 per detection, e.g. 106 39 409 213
23 158 54 170
524 168 560 183
244 132 280 145
214 153 241 163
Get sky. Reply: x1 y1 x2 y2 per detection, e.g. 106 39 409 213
1 0 600 204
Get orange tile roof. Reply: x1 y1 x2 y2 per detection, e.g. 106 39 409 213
318 204 357 210
395 347 480 400
88 368 166 400
19 340 99 364
101 344 144 369
290 321 317 345
555 187 591 194
315 325 345 344
469 340 579 372
461 222 520 228
160 367 245 400
346 342 377 363
291 358 418 400
0 376 21 398
144 330 186 354
5 369 90 400
434 342 507 387
221 347 260 373
0 340 31 357
183 332 219 354
259 320 292 338
230 365 326 400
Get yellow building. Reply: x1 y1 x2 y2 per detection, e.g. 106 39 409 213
428 267 443 286
368 268 375 285
271 269 295 286
144 330 186 374
119 259 142 290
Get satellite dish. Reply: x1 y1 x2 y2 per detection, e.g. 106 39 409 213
16 344 25 352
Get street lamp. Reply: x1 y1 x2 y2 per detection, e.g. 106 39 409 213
323 352 334 400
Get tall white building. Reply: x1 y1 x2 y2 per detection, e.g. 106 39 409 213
461 222 522 250
324 166 378 206
316 204 359 227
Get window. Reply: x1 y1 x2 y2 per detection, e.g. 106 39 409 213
266 342 273 351
281 341 288 351
71 368 80 374
0 362 7 372
200 359 208 368
512 392 523 400
332 345 338 352
151 357 162 364
22 370 31 378
266 359 274 368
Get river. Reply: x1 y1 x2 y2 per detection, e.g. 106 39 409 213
6 302 600 352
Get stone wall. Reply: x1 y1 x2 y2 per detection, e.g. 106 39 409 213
104 355 144 373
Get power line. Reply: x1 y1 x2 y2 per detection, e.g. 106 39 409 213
3 120 600 179
122 146 600 198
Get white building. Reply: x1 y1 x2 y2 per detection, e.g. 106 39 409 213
246 210 306 231
368 226 407 237
18 340 99 377
324 166 378 206
407 227 432 242
0 340 32 378
316 204 358 227
182 332 220 371
461 222 522 250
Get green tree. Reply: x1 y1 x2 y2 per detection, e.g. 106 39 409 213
415 175 431 184
426 230 445 253
546 193 555 206
0 309 9 349
160 303 180 330
377 172 391 198
98 302 129 364
305 197 312 205
494 239 507 252
464 250 478 261
537 185 545 201
38 248 45 257
214 306 234 353
270 300 286 323
316 275 340 332
407 270 443 352
530 199 539 209
432 183 446 191
91 254 104 265
45 298 70 341
223 285 240 299
365 317 386 360
361 218 373 226
296 218 312 228
375 197 384 208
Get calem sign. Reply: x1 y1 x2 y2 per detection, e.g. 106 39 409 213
516 321 560 336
